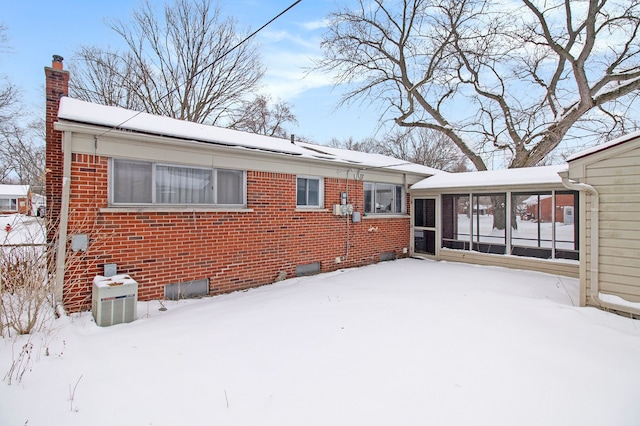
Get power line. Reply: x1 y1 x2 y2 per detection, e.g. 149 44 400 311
97 0 303 138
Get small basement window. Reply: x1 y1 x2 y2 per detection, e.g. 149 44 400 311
379 251 396 261
164 278 209 300
296 262 321 277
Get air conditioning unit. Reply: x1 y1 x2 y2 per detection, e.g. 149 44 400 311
92 274 138 327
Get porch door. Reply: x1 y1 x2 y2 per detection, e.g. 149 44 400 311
414 198 437 255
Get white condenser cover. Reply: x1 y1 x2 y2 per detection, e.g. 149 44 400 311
92 274 138 327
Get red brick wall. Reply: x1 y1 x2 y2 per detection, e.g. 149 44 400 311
526 193 575 222
63 155 411 312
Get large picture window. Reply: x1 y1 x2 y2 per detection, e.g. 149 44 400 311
111 159 245 206
364 183 405 214
296 176 323 207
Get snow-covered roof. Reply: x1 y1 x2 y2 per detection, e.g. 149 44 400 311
57 97 440 176
411 164 568 190
0 184 30 197
567 129 640 161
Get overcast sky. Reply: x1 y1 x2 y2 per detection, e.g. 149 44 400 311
2 0 381 145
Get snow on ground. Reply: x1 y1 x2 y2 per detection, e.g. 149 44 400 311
0 214 45 245
1 259 640 426
456 214 575 249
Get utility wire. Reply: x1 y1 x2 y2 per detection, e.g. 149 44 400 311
97 0 303 138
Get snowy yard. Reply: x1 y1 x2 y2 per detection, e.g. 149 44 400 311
1 258 640 425
1 214 45 245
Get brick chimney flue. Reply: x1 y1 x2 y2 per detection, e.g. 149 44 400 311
52 55 64 70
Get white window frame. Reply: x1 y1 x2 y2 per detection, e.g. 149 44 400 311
296 176 324 208
364 182 406 214
110 159 246 207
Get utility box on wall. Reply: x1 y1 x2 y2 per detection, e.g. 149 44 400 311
92 274 138 327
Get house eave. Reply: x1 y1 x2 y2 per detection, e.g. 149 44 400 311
54 120 434 183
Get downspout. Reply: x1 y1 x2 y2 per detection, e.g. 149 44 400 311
345 170 351 260
558 170 640 316
54 130 72 314
344 168 364 261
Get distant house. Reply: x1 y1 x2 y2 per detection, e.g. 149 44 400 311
0 184 32 215
45 57 438 312
561 131 640 317
522 193 575 223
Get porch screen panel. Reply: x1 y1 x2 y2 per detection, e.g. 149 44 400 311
472 194 506 254
414 229 436 255
555 191 579 260
511 191 578 260
414 198 436 255
511 192 552 258
441 194 470 250
415 198 435 228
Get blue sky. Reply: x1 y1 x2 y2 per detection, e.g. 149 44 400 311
2 0 381 144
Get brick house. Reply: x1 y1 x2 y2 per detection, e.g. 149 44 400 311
0 184 32 215
522 192 575 223
45 57 438 312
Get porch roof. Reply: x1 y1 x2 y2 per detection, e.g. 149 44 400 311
410 164 568 191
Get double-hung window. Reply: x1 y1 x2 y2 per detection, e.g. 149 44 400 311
364 182 405 214
111 159 245 206
296 176 323 208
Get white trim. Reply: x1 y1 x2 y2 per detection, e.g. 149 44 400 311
296 175 325 208
100 207 254 213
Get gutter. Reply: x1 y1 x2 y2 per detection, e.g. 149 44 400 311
558 170 640 317
54 130 72 310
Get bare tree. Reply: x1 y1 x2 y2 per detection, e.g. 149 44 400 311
0 120 46 188
329 129 467 172
328 136 379 153
70 47 146 112
70 0 265 126
377 129 468 172
0 25 46 187
228 94 297 138
315 0 640 170
0 79 17 123
0 24 18 125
